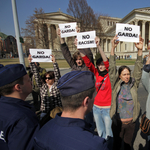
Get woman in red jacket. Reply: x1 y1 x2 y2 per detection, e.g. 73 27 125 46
79 37 113 141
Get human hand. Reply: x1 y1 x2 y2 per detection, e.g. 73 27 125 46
111 35 119 49
134 35 144 50
95 36 100 46
76 26 80 33
28 54 32 63
57 28 61 38
51 55 55 63
74 38 77 47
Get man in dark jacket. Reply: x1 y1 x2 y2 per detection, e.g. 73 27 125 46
57 28 95 129
34 71 109 150
0 64 40 150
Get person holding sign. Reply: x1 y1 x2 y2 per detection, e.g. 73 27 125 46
79 37 113 143
109 35 143 150
28 55 62 121
57 28 94 71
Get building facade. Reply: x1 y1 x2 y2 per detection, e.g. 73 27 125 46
101 7 150 58
34 7 150 59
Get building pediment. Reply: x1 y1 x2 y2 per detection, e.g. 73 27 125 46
135 7 150 13
120 7 150 23
35 11 80 23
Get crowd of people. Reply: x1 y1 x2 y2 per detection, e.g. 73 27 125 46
0 26 150 150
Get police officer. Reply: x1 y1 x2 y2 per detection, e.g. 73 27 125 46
34 71 109 150
0 64 40 150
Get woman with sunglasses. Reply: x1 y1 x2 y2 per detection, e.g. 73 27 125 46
28 54 62 120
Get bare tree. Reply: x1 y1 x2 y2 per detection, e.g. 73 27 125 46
67 0 101 34
21 8 50 53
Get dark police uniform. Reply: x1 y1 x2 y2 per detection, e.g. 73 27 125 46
0 96 40 150
34 113 108 150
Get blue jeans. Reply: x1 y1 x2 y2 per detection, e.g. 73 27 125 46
93 105 113 139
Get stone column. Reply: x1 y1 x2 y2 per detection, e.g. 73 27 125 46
101 38 104 51
34 23 39 47
106 39 108 52
47 24 52 49
108 39 110 52
134 19 138 26
142 20 146 50
118 41 121 52
56 25 61 50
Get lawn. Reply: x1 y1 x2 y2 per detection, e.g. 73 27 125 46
0 57 136 68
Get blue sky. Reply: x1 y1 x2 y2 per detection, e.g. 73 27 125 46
0 0 149 37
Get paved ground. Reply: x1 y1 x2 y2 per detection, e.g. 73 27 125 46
25 67 149 150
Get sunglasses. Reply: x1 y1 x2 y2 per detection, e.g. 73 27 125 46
45 77 53 80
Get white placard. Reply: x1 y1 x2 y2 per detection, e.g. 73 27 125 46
77 31 96 49
116 23 140 42
29 49 52 62
59 22 77 38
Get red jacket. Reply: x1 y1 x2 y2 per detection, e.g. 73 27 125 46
82 55 112 106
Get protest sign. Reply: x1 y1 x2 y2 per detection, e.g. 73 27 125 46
77 31 96 49
59 22 77 38
29 49 52 62
116 23 140 42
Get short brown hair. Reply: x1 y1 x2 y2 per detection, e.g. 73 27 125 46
61 87 95 112
0 77 24 96
73 51 83 64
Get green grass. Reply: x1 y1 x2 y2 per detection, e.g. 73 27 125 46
116 59 136 66
0 58 136 68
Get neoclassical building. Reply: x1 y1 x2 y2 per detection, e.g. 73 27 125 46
34 7 150 59
101 7 150 58
34 10 80 59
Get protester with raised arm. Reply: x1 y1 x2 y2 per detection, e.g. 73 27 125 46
79 37 113 143
109 35 143 150
28 55 62 121
57 27 94 71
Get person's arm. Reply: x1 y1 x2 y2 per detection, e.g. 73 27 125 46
57 28 75 68
51 55 61 84
83 48 95 65
82 54 97 74
142 51 150 92
28 55 43 88
95 36 107 62
132 35 144 87
109 35 119 89
57 28 65 44
95 36 109 70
